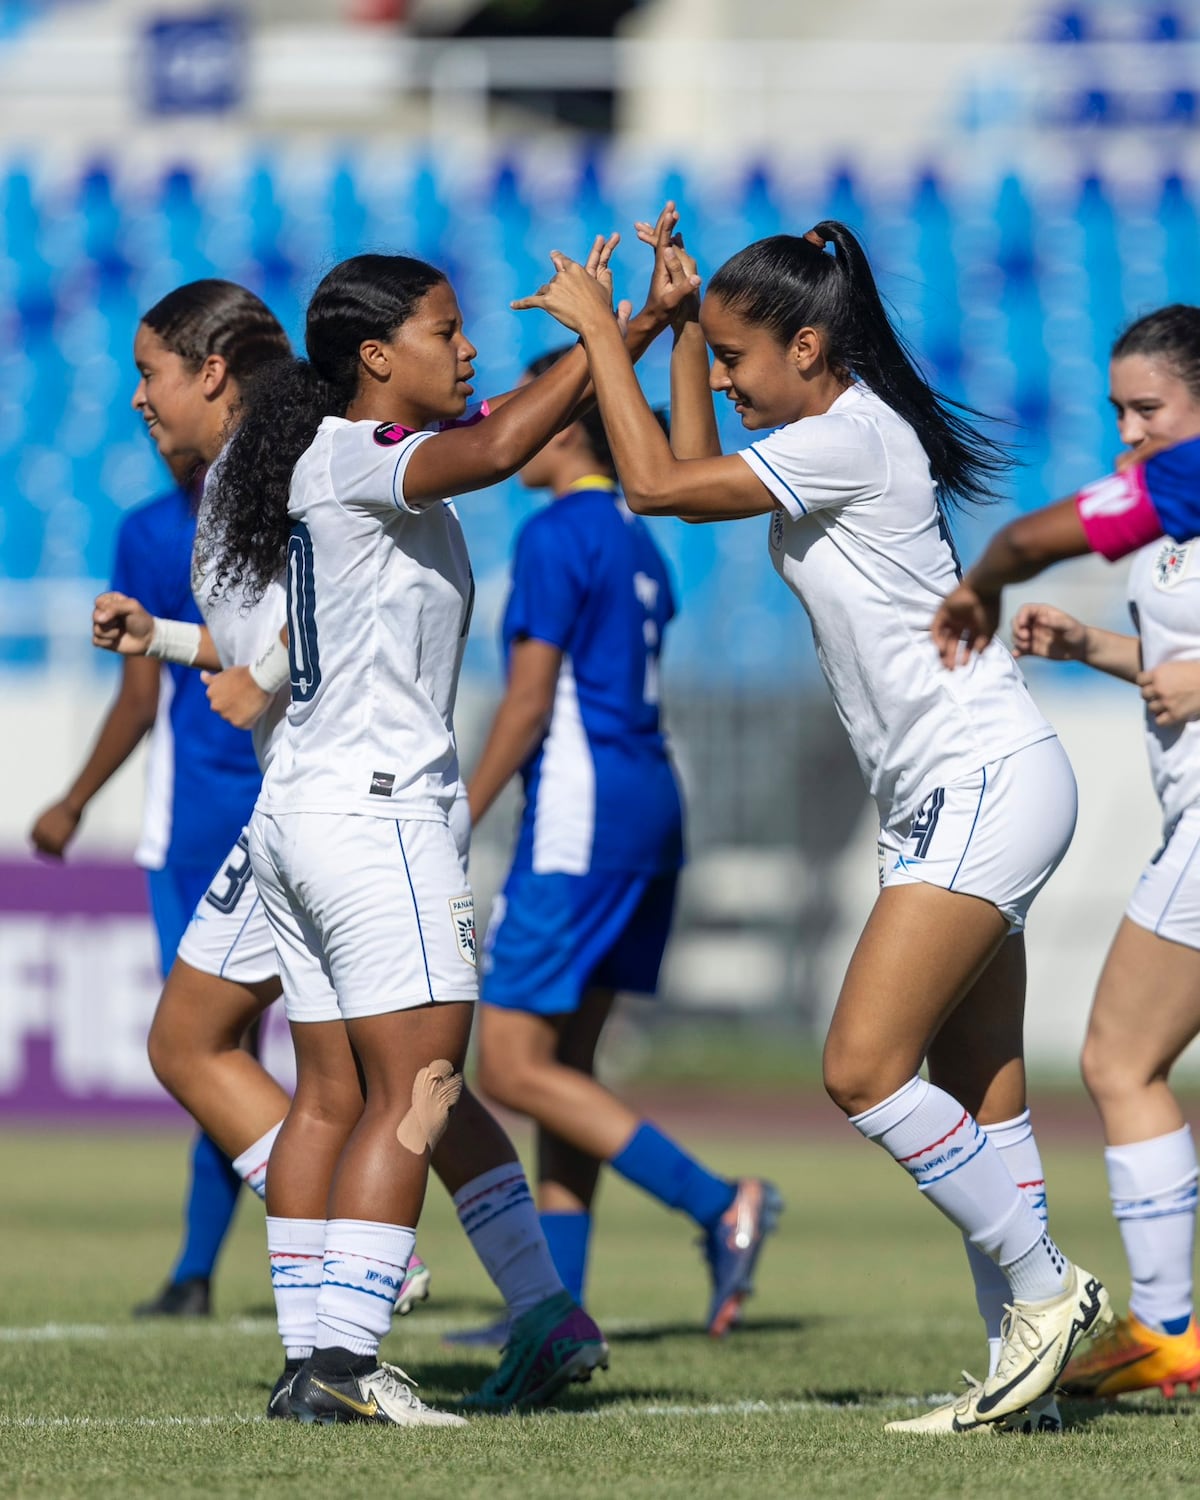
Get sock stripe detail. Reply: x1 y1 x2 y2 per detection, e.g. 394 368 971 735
897 1110 971 1164
319 1279 396 1305
910 1130 989 1187
458 1193 535 1237
454 1173 529 1214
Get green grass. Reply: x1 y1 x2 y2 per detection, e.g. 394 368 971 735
4 1121 1200 1499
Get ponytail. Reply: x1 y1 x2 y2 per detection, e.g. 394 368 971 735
708 221 1011 507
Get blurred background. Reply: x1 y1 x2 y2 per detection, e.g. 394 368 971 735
2 0 1198 1119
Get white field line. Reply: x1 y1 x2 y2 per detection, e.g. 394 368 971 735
1 1397 907 1432
0 1315 659 1344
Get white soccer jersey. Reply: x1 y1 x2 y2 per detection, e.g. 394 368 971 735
1128 537 1200 832
192 497 289 774
741 383 1053 824
256 416 474 821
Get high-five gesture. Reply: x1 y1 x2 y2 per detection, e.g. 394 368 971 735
635 201 702 329
512 251 621 337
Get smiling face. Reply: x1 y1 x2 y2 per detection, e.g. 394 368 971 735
699 292 846 429
1109 351 1200 453
131 323 223 464
375 280 478 427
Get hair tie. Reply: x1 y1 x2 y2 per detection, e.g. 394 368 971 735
803 228 830 249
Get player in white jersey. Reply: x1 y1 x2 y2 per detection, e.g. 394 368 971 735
514 210 1111 1431
1007 308 1200 1401
198 233 687 1426
93 239 690 1417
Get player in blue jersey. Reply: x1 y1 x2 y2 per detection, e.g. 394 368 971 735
30 454 263 1318
465 346 781 1342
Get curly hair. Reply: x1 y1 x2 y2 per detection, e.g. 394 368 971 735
202 254 446 602
708 223 1010 508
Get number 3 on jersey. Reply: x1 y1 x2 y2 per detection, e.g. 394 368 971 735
287 521 321 701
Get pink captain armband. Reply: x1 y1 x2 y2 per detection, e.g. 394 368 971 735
1075 465 1164 561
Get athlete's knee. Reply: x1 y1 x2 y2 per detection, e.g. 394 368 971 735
1081 1030 1146 1105
476 1048 540 1112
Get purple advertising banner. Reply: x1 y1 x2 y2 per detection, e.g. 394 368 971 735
0 858 291 1120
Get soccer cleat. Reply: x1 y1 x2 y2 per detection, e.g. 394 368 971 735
289 1358 467 1427
461 1291 609 1412
885 1376 1062 1436
266 1358 304 1420
972 1262 1112 1422
443 1314 511 1349
1058 1311 1200 1399
132 1276 211 1318
701 1178 784 1337
395 1254 431 1317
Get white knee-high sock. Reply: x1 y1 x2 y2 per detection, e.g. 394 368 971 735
961 1110 1049 1376
1107 1125 1199 1335
453 1164 565 1320
316 1219 415 1358
232 1120 284 1201
267 1216 324 1359
850 1078 1067 1302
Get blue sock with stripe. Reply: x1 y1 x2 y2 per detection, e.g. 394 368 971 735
172 1132 242 1283
539 1211 592 1305
610 1122 735 1230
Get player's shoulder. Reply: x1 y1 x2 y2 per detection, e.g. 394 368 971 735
117 487 194 549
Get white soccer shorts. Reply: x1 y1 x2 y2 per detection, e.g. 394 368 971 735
1126 806 1200 950
877 736 1078 930
176 828 279 985
249 810 479 1023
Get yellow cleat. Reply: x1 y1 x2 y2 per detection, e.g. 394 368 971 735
1059 1311 1200 1399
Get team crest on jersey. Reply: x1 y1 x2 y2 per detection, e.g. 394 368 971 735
373 421 415 446
1154 540 1192 589
449 894 476 967
770 510 785 550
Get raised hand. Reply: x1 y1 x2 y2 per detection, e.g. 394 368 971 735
634 201 702 327
582 231 621 301
93 591 154 656
201 664 272 729
931 583 1000 669
512 251 622 336
1011 602 1087 661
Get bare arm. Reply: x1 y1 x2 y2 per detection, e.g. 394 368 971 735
513 255 777 521
93 591 221 671
29 655 161 858
1011 602 1142 682
467 639 562 826
932 497 1091 668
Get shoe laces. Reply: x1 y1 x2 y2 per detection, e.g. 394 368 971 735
370 1362 425 1410
950 1370 983 1414
995 1303 1045 1375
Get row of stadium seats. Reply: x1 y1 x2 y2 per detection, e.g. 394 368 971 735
2 153 1197 677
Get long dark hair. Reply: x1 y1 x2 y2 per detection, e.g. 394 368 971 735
204 253 446 601
143 280 290 507
707 221 1010 507
1113 304 1200 395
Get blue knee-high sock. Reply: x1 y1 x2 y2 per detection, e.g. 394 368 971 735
171 1132 242 1284
610 1123 735 1230
539 1211 592 1305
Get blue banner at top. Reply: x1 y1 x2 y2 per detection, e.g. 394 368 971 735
143 10 245 115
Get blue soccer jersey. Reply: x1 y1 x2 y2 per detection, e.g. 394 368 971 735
502 479 684 876
110 488 261 874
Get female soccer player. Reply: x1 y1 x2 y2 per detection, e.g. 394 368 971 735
512 219 1111 1432
464 343 779 1342
1005 307 1200 1400
93 252 690 1415
201 234 685 1426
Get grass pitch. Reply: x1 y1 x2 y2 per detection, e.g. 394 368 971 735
4 1112 1200 1499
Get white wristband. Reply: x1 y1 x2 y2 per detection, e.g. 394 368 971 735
146 617 202 666
248 635 292 694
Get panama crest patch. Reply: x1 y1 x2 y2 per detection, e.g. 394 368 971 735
449 894 476 967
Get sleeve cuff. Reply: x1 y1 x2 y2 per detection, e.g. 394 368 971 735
1075 466 1163 561
390 429 438 513
739 448 806 519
